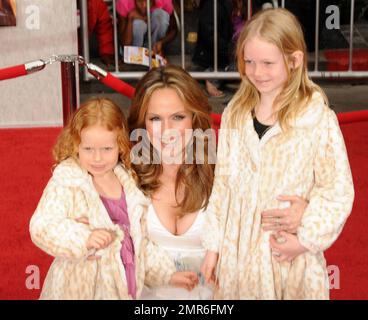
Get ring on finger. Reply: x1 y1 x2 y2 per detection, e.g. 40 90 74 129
272 251 281 257
274 217 281 227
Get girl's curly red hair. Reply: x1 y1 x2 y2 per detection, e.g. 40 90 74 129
53 98 132 171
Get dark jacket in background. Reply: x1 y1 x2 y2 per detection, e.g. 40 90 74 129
192 0 233 69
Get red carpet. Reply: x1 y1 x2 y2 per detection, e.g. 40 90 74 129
0 120 367 300
0 128 60 300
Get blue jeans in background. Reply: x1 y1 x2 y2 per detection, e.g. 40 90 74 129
132 8 170 47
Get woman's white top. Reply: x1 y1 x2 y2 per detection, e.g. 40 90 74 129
140 204 214 300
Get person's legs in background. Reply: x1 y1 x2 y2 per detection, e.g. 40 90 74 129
204 67 225 98
150 8 170 44
132 19 147 46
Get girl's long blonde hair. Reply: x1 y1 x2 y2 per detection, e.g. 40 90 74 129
53 98 132 171
229 8 328 131
128 65 214 215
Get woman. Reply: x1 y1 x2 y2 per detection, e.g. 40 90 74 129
128 65 215 299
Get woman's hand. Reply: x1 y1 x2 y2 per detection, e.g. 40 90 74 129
200 250 219 285
270 231 308 262
169 271 199 291
261 195 308 233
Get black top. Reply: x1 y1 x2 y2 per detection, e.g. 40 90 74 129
253 116 272 140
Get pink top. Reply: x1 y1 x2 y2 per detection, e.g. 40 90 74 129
100 190 136 299
116 0 173 18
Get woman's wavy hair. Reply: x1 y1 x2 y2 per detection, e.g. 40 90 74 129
53 97 132 171
128 65 214 215
229 8 328 131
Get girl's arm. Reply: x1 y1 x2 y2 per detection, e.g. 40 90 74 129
29 181 92 260
201 107 232 253
139 210 176 286
142 236 177 287
200 107 232 283
297 108 355 254
143 236 199 289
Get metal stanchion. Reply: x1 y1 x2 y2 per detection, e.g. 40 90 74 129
60 59 77 126
0 54 133 126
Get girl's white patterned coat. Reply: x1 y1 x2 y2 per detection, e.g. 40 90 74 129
30 158 176 299
203 92 354 299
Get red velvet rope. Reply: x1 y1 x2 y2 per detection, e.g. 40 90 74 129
100 73 135 98
1 59 366 127
337 110 368 125
0 64 27 81
211 113 222 129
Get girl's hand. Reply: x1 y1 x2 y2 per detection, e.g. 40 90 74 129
200 251 219 285
86 229 115 251
75 216 115 259
169 271 199 291
261 195 308 233
269 231 308 263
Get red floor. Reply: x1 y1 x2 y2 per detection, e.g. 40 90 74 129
0 118 367 299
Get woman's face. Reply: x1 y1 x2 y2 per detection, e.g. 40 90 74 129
145 88 193 163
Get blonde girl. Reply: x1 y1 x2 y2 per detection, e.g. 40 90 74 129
201 8 354 299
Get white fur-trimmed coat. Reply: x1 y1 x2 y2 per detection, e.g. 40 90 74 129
30 158 176 299
203 92 354 299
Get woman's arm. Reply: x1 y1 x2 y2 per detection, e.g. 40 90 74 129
297 109 354 254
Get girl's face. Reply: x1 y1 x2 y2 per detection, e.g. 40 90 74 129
78 124 119 178
243 36 288 100
145 88 193 161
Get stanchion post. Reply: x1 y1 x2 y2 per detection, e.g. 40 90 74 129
60 61 77 126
